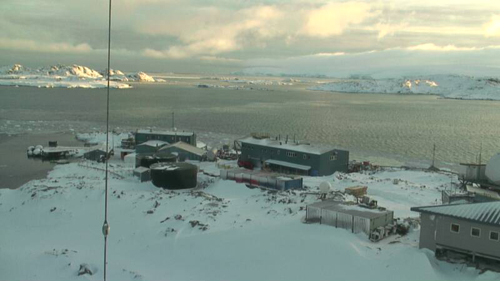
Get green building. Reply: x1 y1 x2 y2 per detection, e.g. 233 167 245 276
238 136 349 176
135 129 196 146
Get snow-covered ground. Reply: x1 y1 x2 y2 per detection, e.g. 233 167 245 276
1 156 498 280
0 64 163 89
311 75 500 100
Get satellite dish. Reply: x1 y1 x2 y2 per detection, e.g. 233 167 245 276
319 182 331 194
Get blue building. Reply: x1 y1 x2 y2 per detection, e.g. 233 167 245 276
238 136 349 176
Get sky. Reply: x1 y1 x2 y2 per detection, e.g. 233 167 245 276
1 0 500 76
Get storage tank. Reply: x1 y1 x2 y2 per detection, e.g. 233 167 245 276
486 153 500 185
150 162 198 189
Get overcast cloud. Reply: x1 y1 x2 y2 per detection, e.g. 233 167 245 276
1 0 500 76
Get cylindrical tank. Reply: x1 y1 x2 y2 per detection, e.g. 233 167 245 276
486 153 500 185
150 162 198 189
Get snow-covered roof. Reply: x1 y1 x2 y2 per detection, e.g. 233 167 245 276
265 159 311 171
466 185 500 200
159 141 206 157
85 145 112 153
411 202 500 226
151 165 179 171
41 147 75 153
136 129 194 137
239 137 339 155
134 167 150 173
137 140 169 147
308 200 393 219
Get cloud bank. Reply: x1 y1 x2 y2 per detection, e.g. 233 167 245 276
0 0 500 74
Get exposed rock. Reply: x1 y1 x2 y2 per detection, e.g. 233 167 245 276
78 263 93 276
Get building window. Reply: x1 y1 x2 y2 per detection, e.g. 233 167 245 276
471 227 481 238
277 150 280 155
286 152 297 158
303 154 309 160
490 231 499 241
330 152 337 161
450 223 460 233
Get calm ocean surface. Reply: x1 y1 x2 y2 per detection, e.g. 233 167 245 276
1 81 499 170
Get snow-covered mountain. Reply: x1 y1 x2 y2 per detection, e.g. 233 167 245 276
311 75 500 100
127 71 156 82
0 64 163 89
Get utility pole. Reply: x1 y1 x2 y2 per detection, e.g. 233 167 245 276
431 143 436 168
172 112 175 130
477 142 482 181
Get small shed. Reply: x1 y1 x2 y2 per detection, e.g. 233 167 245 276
84 149 107 162
157 141 206 161
306 200 394 236
136 140 168 154
220 169 303 191
133 167 151 182
41 147 72 160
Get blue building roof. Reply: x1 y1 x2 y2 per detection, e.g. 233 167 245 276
137 129 194 137
239 137 338 155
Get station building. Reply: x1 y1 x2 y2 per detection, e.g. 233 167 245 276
238 136 349 176
135 129 196 146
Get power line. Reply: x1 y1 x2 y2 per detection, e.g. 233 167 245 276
102 0 112 280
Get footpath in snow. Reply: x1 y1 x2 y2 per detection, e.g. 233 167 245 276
1 157 498 281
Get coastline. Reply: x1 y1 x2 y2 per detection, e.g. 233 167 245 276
0 131 82 189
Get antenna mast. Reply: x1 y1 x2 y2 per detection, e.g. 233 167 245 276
102 0 112 280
